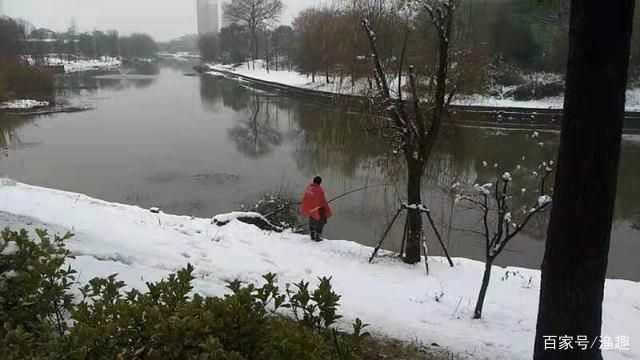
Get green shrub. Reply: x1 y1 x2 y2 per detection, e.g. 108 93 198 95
0 228 369 359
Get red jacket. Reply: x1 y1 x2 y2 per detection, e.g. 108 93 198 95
300 184 333 220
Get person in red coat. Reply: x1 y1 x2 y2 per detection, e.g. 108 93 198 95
300 176 333 241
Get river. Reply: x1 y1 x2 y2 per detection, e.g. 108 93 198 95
1 60 639 280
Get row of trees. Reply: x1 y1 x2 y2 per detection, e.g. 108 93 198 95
199 23 295 70
44 31 158 60
0 17 55 102
200 0 486 93
1 17 159 60
200 0 640 78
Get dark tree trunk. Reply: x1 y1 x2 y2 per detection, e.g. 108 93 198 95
250 27 258 70
534 1 635 359
404 157 424 264
473 260 493 319
264 34 270 73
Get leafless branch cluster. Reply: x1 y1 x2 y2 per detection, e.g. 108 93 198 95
449 131 556 318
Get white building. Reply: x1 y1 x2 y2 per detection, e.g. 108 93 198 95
197 0 220 34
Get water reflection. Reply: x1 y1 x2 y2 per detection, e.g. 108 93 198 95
228 93 283 158
200 74 252 111
58 63 160 96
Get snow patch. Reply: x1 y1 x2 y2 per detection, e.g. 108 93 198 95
0 99 50 110
537 195 552 207
474 183 493 195
1 270 18 279
22 55 122 73
211 211 264 224
1 241 19 256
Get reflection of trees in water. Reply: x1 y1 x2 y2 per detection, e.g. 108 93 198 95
59 69 158 96
292 106 389 178
158 58 199 73
0 116 35 155
131 63 160 76
228 93 283 158
199 75 252 112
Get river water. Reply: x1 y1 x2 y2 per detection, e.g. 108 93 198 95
1 61 639 280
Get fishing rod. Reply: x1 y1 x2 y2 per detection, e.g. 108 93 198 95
327 183 391 204
263 183 392 218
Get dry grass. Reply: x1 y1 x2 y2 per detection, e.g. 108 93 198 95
362 336 464 360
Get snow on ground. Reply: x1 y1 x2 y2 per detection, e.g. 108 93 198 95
453 94 565 110
456 90 640 111
158 52 202 61
623 134 640 144
0 99 50 110
56 57 122 73
208 61 379 96
23 55 122 73
208 61 640 111
0 180 638 359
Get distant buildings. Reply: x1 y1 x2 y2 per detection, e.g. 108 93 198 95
197 0 220 35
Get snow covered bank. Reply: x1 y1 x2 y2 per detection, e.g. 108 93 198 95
158 52 201 61
208 62 640 111
0 180 638 359
56 57 122 73
207 61 376 96
23 56 122 73
0 99 50 110
456 90 640 111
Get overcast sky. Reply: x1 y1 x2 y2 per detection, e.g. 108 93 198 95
3 0 321 41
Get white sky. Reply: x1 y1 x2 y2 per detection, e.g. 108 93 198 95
3 0 321 41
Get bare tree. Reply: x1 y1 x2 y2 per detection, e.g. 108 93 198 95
534 0 636 358
223 0 284 69
452 141 555 319
362 0 458 264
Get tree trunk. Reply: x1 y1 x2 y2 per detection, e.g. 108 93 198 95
473 260 493 319
250 27 258 70
404 158 424 264
534 1 635 359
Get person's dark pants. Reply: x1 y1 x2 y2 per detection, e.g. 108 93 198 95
309 216 326 241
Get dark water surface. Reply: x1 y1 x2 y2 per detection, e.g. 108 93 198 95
1 61 639 280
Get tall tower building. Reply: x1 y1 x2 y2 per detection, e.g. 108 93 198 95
197 0 220 34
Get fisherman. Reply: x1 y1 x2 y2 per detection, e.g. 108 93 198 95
300 176 332 242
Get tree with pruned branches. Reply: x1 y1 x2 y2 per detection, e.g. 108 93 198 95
362 0 458 265
223 0 284 69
